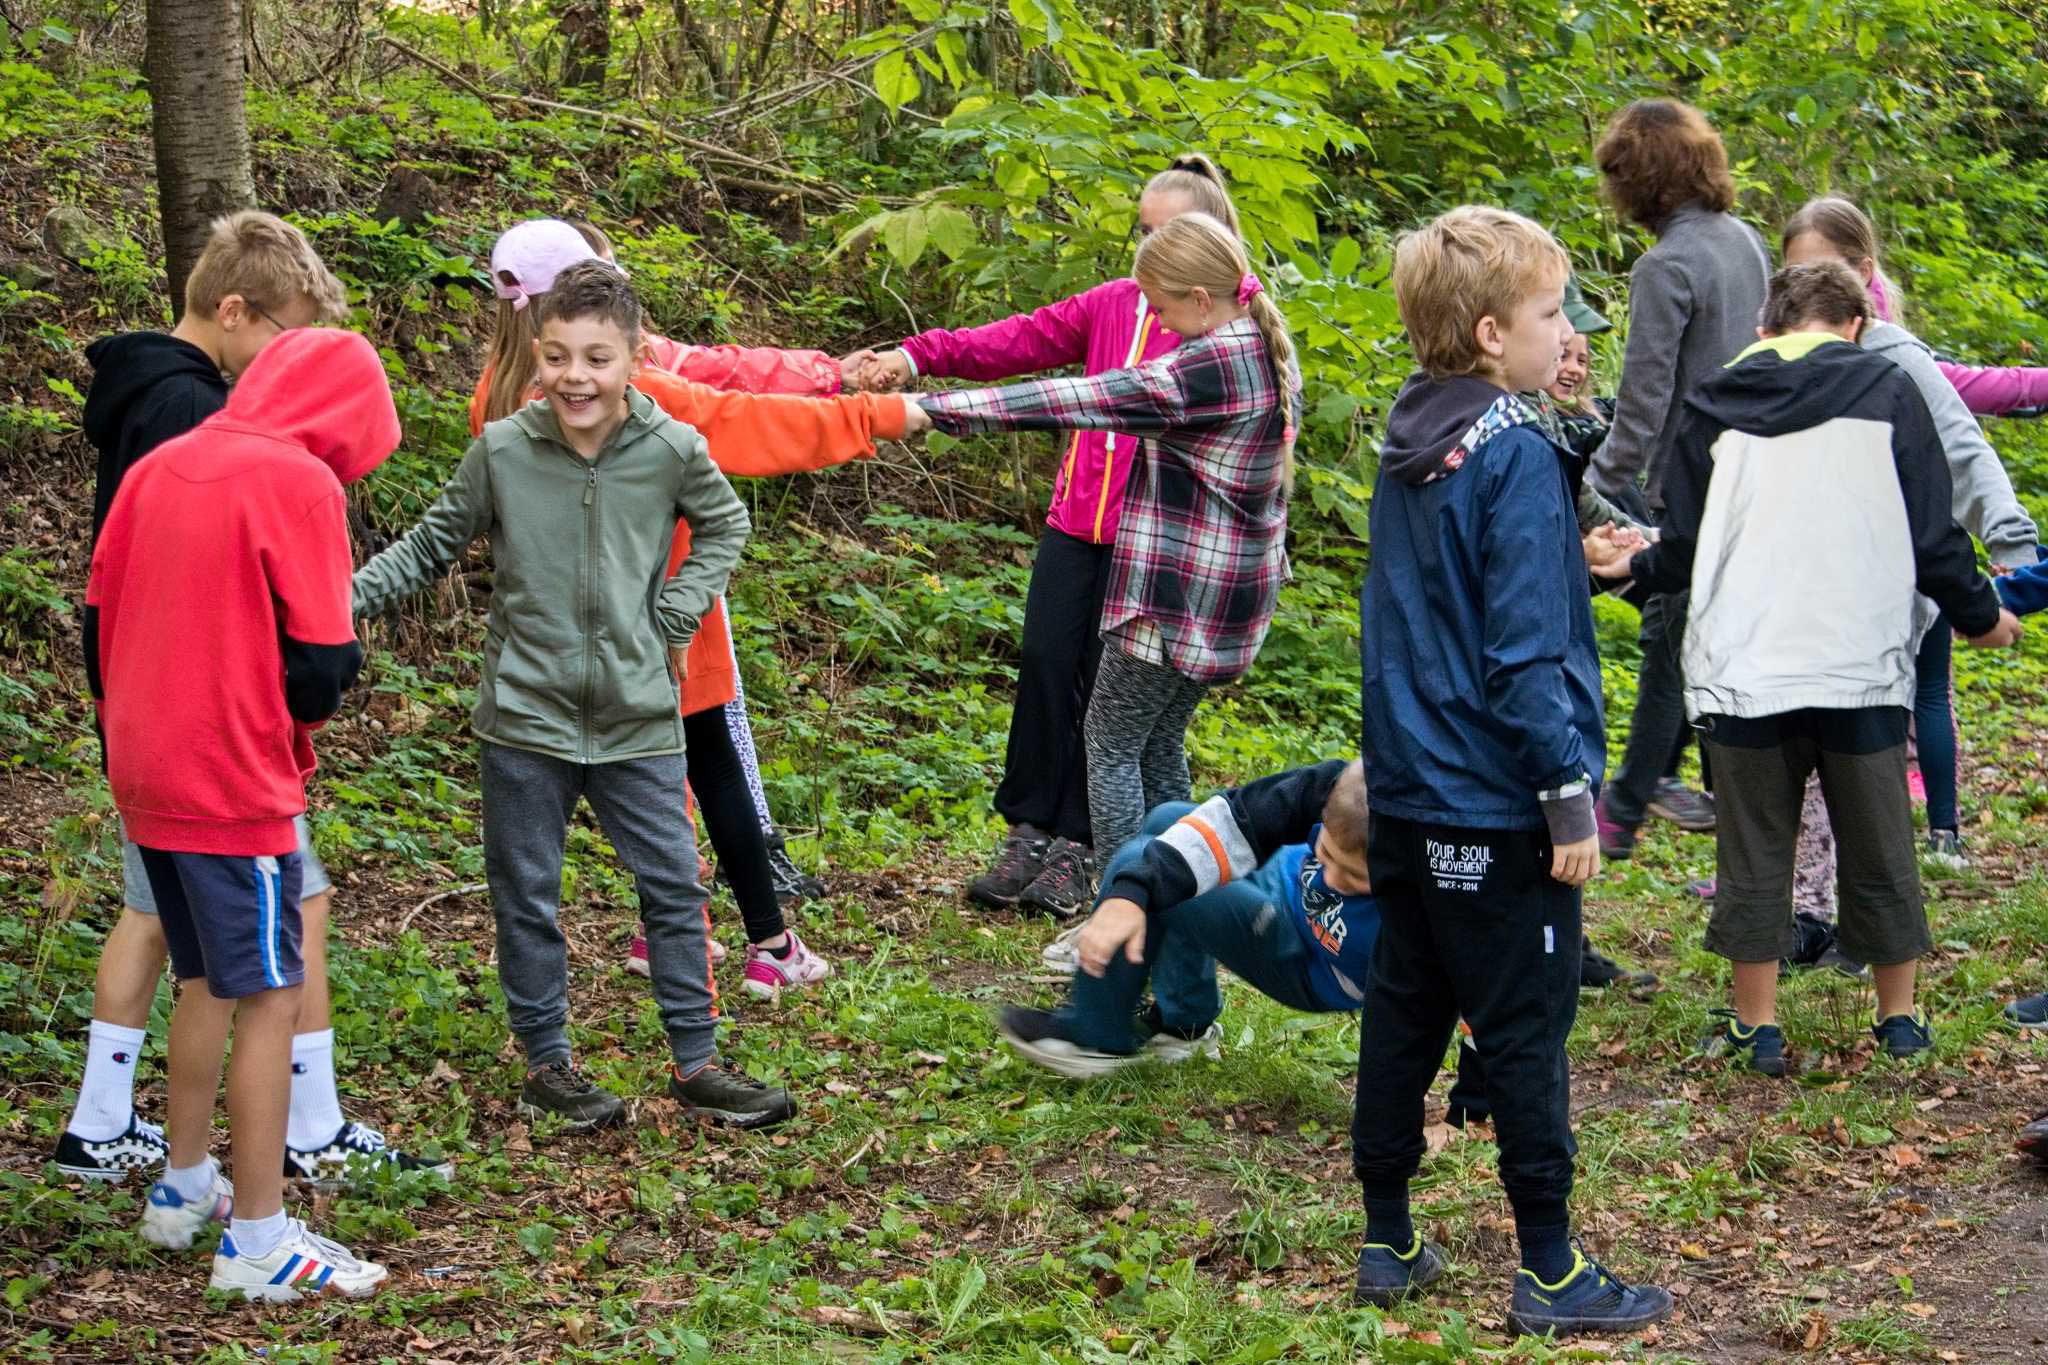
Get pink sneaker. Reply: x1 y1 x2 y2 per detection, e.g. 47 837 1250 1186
627 934 725 977
742 931 832 1000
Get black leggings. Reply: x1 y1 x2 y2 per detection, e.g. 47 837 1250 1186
682 707 784 945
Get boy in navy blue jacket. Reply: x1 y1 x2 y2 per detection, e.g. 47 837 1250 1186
1352 206 1670 1338
996 761 1382 1076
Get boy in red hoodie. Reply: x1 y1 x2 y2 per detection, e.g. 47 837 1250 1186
86 329 400 1301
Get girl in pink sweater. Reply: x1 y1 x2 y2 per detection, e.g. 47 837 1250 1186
854 156 1241 958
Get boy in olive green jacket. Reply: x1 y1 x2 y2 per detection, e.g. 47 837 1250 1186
354 262 794 1131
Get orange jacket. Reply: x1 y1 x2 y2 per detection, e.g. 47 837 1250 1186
468 368 906 714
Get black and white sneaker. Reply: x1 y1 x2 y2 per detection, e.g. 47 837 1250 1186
765 829 827 904
50 1114 167 1184
997 1005 1142 1079
284 1121 454 1189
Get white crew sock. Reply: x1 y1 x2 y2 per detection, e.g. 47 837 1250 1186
163 1156 216 1204
67 1020 147 1141
231 1209 288 1261
286 1030 346 1152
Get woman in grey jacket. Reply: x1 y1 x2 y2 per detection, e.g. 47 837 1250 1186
1587 99 1775 858
1784 196 2040 872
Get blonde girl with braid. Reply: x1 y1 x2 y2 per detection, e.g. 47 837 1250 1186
918 212 1298 937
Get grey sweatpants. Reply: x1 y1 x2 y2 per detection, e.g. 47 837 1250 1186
1083 644 1209 856
481 742 718 1073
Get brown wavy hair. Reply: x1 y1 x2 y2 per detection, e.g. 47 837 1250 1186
1595 99 1737 229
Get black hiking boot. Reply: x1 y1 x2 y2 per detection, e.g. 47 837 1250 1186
967 826 1051 909
1580 938 1658 993
519 1061 626 1131
669 1062 796 1130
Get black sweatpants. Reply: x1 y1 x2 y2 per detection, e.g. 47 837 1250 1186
1352 814 1582 1230
682 706 784 945
994 527 1116 846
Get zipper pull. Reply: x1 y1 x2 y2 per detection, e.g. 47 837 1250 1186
583 465 596 507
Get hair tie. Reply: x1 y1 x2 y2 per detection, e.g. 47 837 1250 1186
1236 273 1262 306
508 290 531 312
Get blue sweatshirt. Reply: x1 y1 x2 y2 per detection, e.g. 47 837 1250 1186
1998 548 2048 617
1102 761 1380 1012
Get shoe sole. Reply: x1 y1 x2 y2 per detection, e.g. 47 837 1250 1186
998 1023 1141 1080
624 959 651 978
1144 1032 1222 1063
2007 1015 2048 1030
288 1160 455 1192
516 1101 627 1132
1020 894 1086 921
967 886 1028 909
673 1096 796 1130
1506 1305 1672 1338
214 1269 389 1302
1645 801 1715 832
54 1162 138 1185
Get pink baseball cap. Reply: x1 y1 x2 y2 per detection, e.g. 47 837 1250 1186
490 219 609 311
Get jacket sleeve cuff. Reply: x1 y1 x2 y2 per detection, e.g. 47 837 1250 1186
1950 580 2004 639
897 347 920 380
1538 778 1597 845
1102 870 1155 912
872 394 908 442
1989 539 2041 569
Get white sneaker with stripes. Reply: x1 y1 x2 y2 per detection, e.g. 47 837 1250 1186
210 1219 388 1301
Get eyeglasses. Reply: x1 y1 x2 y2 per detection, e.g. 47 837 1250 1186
248 302 291 333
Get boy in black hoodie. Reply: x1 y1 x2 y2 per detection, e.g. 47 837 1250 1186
61 210 445 1190
1353 206 1670 1337
1597 262 2019 1073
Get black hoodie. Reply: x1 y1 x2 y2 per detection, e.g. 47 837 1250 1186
83 332 228 543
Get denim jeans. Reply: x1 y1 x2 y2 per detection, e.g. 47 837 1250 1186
1054 802 1330 1054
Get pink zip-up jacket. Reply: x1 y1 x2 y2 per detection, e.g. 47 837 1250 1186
899 278 1180 544
643 332 840 397
1870 275 2048 415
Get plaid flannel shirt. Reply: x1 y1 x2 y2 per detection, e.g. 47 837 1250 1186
921 316 1292 683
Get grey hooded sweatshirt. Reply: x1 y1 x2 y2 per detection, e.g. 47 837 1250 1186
1862 319 2039 568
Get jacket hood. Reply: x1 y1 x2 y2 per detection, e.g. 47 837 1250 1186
1858 319 1928 363
1380 373 1535 486
221 329 400 485
1687 334 1893 440
83 332 221 450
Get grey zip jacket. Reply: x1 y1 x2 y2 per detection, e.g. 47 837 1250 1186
353 387 750 763
1862 320 2039 568
1589 201 1773 506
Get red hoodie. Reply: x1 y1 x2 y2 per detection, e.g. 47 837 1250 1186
86 330 400 855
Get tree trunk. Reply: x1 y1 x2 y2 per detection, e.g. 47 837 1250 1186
558 0 612 91
147 0 257 316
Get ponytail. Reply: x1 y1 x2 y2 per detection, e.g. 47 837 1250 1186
1143 153 1242 237
482 299 540 424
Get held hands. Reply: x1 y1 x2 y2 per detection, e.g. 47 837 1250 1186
839 349 880 392
1076 897 1148 977
1965 608 2024 648
1550 834 1600 887
846 350 913 393
1582 521 1645 578
900 400 932 437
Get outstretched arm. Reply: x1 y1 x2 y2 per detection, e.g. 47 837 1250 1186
631 369 909 477
352 441 495 619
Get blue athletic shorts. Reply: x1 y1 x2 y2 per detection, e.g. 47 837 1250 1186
133 846 306 999
123 815 329 913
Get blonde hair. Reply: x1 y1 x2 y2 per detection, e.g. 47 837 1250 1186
566 218 614 259
1134 211 1299 485
183 210 347 322
1782 195 1900 320
1320 761 1368 857
1142 154 1242 236
482 299 541 424
1393 206 1569 379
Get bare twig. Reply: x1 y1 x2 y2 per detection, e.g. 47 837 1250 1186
398 882 487 935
